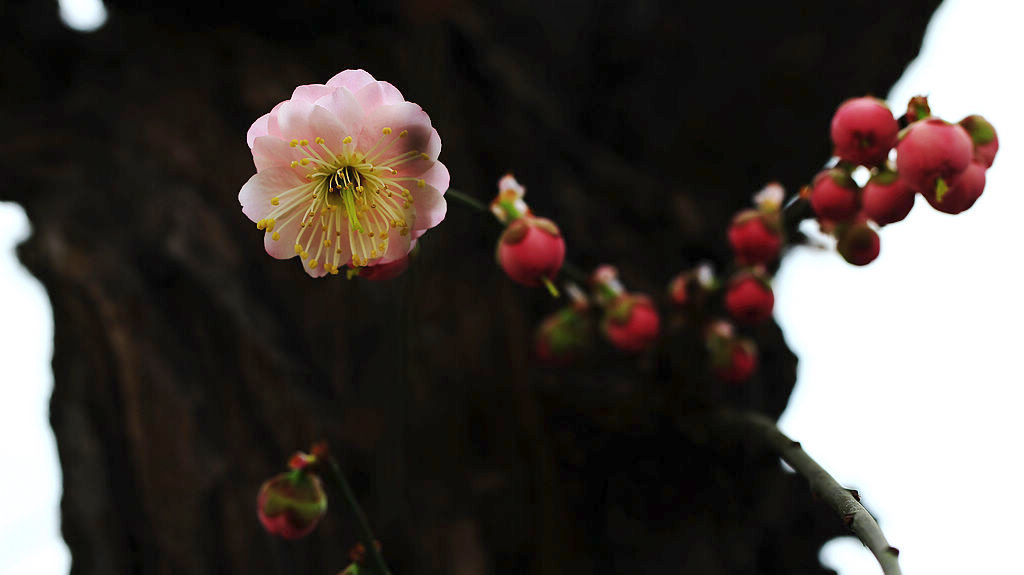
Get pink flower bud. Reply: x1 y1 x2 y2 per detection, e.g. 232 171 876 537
706 322 757 383
496 217 566 287
861 170 915 226
257 471 328 539
810 168 860 221
830 97 899 166
727 210 782 266
724 271 774 325
895 118 973 196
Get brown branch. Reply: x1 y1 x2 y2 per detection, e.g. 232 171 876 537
708 409 902 575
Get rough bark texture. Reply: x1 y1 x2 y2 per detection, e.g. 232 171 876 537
1 0 940 573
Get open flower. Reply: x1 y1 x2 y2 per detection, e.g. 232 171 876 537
240 69 449 277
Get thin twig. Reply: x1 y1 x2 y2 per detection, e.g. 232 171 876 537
322 456 393 575
708 409 902 575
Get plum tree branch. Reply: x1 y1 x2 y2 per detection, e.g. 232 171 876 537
708 409 902 575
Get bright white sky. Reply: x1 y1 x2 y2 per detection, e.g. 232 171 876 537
0 0 1016 573
776 1 1024 573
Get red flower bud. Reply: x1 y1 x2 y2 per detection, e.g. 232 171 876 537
836 220 880 266
257 471 327 539
861 170 915 226
601 294 660 353
896 118 973 196
724 272 774 325
727 210 782 266
706 322 757 383
959 115 998 168
357 255 410 281
497 217 566 287
830 97 899 166
810 168 860 221
921 161 986 215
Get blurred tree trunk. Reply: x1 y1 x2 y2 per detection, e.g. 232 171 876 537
0 0 940 573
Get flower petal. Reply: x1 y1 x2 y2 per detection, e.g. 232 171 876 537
264 213 304 260
274 98 318 141
247 113 271 149
291 84 334 103
252 136 306 172
357 102 434 164
239 167 308 221
326 69 377 92
410 182 447 231
378 81 405 105
312 89 363 140
420 160 450 193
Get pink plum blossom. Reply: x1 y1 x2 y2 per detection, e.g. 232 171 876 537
239 69 449 277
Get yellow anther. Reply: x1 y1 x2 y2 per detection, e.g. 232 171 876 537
378 242 386 251
272 232 281 241
330 268 339 275
381 232 389 239
290 161 299 168
309 259 318 269
323 239 331 247
301 251 309 259
419 153 429 160
289 139 299 147
321 224 328 231
356 186 364 192
417 179 425 188
299 139 309 147
382 127 392 135
403 200 410 208
368 232 374 238
257 219 266 230
270 197 280 206
400 228 409 236
335 248 343 254
266 220 275 232
315 137 324 144
343 136 353 144
299 158 311 166
294 244 304 254
371 250 378 257
399 130 408 138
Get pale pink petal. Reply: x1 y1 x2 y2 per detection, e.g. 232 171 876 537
265 101 286 139
252 136 306 172
247 113 271 149
306 105 350 151
239 167 307 221
291 84 334 103
410 183 446 231
424 127 441 160
378 82 405 105
274 99 318 141
420 161 450 193
299 226 331 278
325 69 376 92
264 214 304 259
312 89 363 139
352 82 388 113
356 102 433 163
380 227 413 264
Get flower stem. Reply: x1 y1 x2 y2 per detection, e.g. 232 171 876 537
541 277 560 298
322 456 392 575
707 409 902 575
445 188 489 213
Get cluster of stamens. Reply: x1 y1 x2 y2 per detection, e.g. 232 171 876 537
256 127 431 273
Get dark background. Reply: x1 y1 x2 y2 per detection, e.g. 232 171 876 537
1 0 941 573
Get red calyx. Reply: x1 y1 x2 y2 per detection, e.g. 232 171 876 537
497 217 566 287
601 294 660 353
922 161 986 215
861 170 915 226
724 272 774 325
727 210 782 266
257 471 328 539
810 168 860 221
358 255 410 281
895 118 973 196
830 97 899 166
